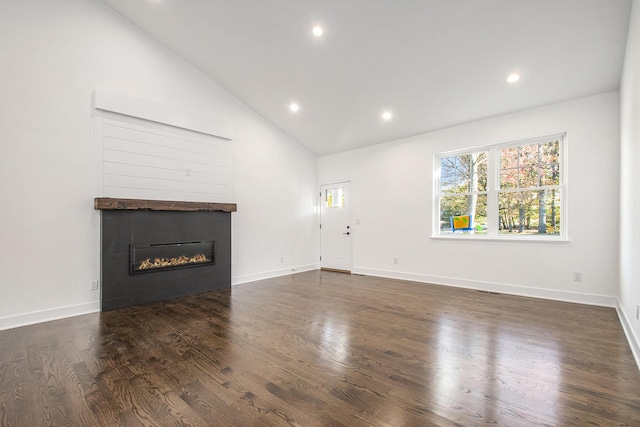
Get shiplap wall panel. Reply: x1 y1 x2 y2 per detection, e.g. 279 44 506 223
104 137 228 166
102 146 228 172
103 163 228 186
104 125 229 161
99 111 231 202
103 175 227 195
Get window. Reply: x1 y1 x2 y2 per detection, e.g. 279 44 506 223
439 152 488 234
498 140 561 235
325 187 345 208
435 133 566 239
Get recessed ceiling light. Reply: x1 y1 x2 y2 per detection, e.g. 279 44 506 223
289 103 300 113
312 26 324 37
507 73 520 83
382 111 393 121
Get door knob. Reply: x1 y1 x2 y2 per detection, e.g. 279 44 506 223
343 232 350 235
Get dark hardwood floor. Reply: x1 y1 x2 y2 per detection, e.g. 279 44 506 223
1 270 639 426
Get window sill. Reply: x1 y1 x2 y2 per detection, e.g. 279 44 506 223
431 235 570 243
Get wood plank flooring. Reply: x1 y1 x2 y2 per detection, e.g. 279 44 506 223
1 270 639 426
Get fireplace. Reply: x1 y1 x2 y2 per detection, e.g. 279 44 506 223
95 198 236 311
130 240 215 274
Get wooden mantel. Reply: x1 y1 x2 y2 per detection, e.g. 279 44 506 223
94 197 237 213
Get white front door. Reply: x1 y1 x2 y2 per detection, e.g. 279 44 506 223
320 182 351 272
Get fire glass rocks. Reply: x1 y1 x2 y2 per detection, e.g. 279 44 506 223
130 240 215 274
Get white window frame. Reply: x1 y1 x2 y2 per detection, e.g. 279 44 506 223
433 133 567 242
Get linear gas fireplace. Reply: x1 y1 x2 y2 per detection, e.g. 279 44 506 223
95 198 236 311
130 241 215 274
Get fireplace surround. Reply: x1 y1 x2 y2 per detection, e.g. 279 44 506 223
95 198 236 311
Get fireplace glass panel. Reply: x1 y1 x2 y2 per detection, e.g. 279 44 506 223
130 241 214 274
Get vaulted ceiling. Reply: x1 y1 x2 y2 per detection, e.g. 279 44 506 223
101 0 632 156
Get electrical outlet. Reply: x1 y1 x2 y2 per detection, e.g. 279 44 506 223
280 256 284 263
636 304 639 321
393 257 398 264
90 280 99 291
573 272 582 282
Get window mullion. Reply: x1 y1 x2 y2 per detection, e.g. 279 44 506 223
487 147 499 237
499 185 561 193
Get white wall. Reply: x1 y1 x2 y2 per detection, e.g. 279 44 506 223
620 0 640 365
320 92 620 306
0 0 318 329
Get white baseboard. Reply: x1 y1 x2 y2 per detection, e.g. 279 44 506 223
0 301 100 331
616 298 640 371
352 267 617 307
232 263 319 286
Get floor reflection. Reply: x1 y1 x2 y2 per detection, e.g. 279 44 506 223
2 271 639 426
432 314 561 424
318 317 352 365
